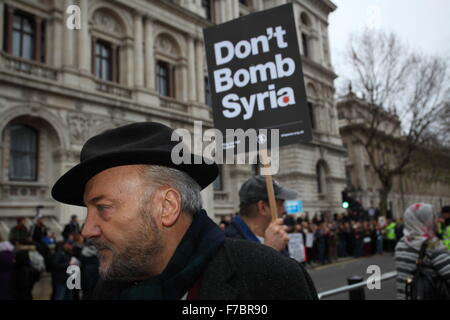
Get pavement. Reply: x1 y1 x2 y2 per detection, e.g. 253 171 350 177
307 253 397 300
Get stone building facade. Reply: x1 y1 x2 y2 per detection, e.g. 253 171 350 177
337 92 450 219
0 0 346 238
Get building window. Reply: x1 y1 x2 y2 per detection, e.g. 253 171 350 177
9 125 38 181
239 0 249 6
205 76 212 107
316 162 326 195
301 33 309 58
308 102 315 129
12 12 35 60
213 165 223 191
202 0 214 21
156 61 172 97
95 40 113 81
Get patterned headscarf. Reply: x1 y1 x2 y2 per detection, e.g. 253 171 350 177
403 203 436 250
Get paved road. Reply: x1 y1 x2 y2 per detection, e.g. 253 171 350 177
307 253 397 300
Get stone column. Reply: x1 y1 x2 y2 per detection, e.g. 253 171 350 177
125 39 134 86
180 61 188 101
133 12 144 88
144 16 155 90
63 0 75 67
78 0 90 72
187 35 196 101
195 39 205 104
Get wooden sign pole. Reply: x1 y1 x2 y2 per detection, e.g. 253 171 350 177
259 148 278 222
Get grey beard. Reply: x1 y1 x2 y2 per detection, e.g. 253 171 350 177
92 209 164 282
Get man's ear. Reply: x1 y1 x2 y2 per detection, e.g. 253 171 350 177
160 187 182 228
256 200 269 217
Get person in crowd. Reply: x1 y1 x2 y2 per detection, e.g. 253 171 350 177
9 217 30 245
31 217 48 244
327 223 338 262
337 223 348 257
62 215 81 240
385 219 397 253
14 241 41 300
218 219 229 231
395 203 450 300
374 223 384 254
395 218 404 245
315 224 327 265
80 239 99 300
0 234 15 300
353 223 364 258
224 175 298 257
362 222 373 256
51 239 75 300
441 206 450 250
51 122 318 300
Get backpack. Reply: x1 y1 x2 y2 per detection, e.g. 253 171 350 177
405 239 450 300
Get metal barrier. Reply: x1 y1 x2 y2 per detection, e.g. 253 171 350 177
317 271 397 300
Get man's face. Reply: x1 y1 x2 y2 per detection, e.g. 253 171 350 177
82 165 164 281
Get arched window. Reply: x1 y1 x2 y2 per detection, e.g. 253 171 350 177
316 161 327 195
154 33 182 99
307 84 319 130
156 61 171 97
91 9 126 83
9 125 38 181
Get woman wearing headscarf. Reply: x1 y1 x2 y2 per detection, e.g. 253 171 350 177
395 203 450 299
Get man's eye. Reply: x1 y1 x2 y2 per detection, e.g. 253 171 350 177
97 205 110 212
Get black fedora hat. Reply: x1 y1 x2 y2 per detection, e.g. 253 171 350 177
51 122 218 207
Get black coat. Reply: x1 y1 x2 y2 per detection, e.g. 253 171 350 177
92 238 318 300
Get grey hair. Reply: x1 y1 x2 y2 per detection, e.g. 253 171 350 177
139 165 202 214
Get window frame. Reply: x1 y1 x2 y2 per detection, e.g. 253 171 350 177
156 60 174 98
11 10 35 60
8 124 39 182
94 39 113 82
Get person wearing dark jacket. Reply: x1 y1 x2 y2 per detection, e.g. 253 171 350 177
14 246 40 300
62 215 81 240
51 122 318 300
9 217 30 245
32 217 48 244
51 240 74 300
0 236 15 300
224 175 298 257
80 239 99 300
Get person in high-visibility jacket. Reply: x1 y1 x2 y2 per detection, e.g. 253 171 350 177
385 220 397 253
442 206 450 250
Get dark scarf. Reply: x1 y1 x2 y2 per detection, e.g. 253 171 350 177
100 209 224 300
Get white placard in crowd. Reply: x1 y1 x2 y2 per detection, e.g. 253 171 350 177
305 232 314 248
288 233 305 263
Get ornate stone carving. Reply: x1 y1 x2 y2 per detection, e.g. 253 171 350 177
155 35 179 57
67 113 88 144
93 10 123 35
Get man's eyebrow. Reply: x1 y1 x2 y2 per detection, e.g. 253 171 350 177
86 195 105 205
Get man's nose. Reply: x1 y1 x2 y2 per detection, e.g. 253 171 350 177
82 211 101 239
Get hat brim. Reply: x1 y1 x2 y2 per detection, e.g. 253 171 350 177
51 150 218 207
276 187 299 201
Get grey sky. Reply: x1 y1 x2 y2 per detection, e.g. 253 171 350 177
328 0 450 87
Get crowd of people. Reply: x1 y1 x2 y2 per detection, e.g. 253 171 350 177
221 209 405 267
0 215 98 300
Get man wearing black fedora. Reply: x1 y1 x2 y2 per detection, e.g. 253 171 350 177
52 122 317 300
